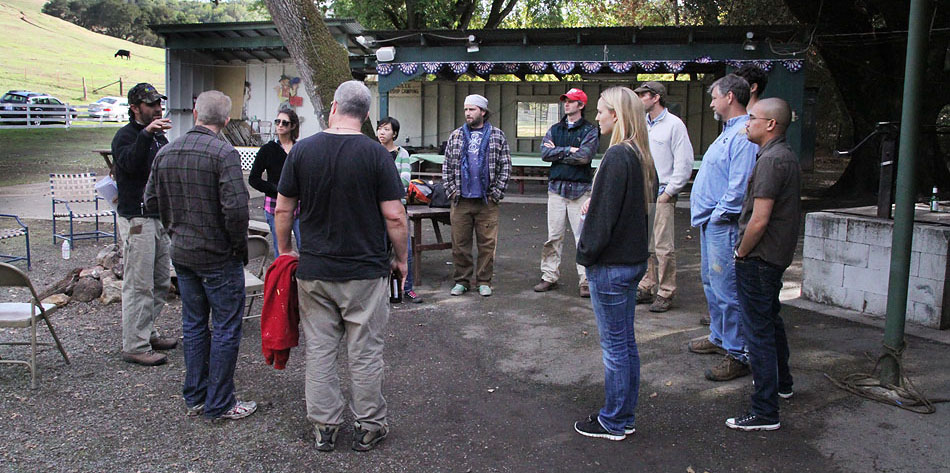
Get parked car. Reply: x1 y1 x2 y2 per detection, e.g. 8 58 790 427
0 90 43 123
0 92 78 125
87 96 129 121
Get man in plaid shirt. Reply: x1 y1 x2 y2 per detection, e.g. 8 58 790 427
442 94 511 297
144 90 256 422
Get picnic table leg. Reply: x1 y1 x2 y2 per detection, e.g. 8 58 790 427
412 217 423 286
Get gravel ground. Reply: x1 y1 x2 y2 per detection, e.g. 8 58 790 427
1 203 949 473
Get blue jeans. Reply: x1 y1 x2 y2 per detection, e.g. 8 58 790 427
175 260 245 418
586 262 647 435
736 258 793 421
699 220 747 361
264 211 301 258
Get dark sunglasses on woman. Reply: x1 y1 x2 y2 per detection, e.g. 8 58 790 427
274 119 292 127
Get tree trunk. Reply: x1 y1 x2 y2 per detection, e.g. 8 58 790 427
784 0 950 197
263 0 355 131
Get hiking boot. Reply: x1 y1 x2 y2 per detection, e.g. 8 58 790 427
726 412 781 431
450 284 468 296
478 285 493 297
185 403 204 417
705 356 751 381
121 350 167 366
687 336 725 355
649 295 673 313
314 423 340 452
218 400 257 420
149 335 179 351
636 288 654 304
533 280 557 292
352 422 388 451
573 413 625 441
700 313 711 325
404 290 424 303
579 284 590 298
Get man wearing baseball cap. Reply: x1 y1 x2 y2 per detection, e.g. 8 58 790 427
533 88 600 297
634 81 694 313
442 94 511 297
111 82 176 366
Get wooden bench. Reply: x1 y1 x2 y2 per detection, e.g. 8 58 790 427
407 206 451 285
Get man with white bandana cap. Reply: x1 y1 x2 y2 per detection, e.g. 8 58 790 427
442 94 511 297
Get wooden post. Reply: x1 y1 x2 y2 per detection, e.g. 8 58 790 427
82 77 87 101
119 78 123 97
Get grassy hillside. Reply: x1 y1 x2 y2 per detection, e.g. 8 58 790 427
0 0 164 104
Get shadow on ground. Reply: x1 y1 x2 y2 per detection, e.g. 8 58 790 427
0 203 948 472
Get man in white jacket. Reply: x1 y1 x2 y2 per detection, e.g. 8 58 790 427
634 81 695 312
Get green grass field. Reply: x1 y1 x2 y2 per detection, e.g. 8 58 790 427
0 127 116 186
0 0 164 103
0 0 165 186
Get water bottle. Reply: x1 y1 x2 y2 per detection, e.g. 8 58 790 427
61 240 70 260
931 186 939 212
390 270 402 303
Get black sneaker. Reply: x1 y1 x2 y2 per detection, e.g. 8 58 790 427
573 414 625 441
352 422 388 451
725 412 781 431
314 423 339 452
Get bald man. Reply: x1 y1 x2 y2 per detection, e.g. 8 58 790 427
726 98 800 432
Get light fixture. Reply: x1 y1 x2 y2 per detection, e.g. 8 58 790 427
356 35 375 47
466 34 479 53
376 46 395 62
743 31 757 52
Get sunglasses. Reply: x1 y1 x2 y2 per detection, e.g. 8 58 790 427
274 119 292 127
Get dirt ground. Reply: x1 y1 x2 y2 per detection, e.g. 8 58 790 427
1 197 948 473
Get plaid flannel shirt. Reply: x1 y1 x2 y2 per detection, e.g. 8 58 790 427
144 126 249 270
442 125 511 203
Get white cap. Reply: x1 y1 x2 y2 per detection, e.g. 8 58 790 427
464 94 489 112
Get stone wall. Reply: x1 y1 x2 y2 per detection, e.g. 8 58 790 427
801 212 950 329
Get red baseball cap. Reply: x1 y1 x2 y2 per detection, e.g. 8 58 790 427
560 88 588 105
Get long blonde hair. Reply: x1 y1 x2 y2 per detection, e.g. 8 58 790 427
599 86 657 207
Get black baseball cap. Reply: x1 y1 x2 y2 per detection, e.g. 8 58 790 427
128 83 167 105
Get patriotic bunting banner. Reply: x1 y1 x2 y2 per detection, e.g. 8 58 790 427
378 58 804 77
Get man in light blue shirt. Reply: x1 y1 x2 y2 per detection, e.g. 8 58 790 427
688 74 758 382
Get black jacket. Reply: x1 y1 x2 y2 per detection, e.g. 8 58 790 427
111 121 168 218
248 141 289 198
576 143 650 267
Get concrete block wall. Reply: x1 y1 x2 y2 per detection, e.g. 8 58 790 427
801 212 950 329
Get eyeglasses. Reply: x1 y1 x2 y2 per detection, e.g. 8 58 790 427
748 116 775 123
274 119 292 127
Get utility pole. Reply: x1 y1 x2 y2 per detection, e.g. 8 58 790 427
879 0 932 385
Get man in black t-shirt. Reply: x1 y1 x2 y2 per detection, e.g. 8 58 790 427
275 80 408 452
727 98 801 433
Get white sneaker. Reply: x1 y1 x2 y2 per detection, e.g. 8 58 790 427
219 400 257 420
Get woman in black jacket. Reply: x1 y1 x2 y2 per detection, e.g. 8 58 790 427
249 108 301 256
573 86 656 441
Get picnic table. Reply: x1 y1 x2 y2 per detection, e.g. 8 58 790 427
411 153 603 194
407 205 451 285
94 149 113 172
410 153 702 193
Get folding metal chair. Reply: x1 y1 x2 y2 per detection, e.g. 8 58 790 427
0 263 70 388
243 235 270 320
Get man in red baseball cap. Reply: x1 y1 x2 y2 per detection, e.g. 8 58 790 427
534 88 600 297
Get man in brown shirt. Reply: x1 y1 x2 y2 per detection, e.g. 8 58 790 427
727 98 801 432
